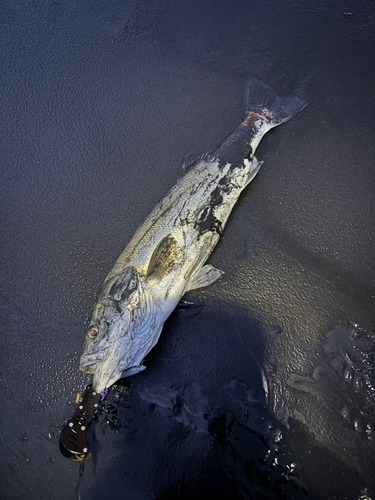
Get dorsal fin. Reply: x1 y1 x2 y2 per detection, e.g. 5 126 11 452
181 152 211 175
147 234 179 280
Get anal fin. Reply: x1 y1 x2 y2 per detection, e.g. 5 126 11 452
187 264 224 291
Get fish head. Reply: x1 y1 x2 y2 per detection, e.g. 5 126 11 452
79 266 155 393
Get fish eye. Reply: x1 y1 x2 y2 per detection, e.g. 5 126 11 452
87 327 99 339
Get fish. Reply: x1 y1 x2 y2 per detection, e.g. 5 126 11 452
78 78 307 393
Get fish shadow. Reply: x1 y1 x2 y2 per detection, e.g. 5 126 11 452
80 299 309 500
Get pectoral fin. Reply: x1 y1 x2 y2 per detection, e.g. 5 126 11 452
147 234 179 280
121 365 146 378
178 295 203 309
187 264 224 291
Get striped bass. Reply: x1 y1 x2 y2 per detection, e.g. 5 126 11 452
79 78 307 393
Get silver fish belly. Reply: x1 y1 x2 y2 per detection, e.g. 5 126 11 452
79 78 307 393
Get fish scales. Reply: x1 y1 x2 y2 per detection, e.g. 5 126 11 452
79 78 307 393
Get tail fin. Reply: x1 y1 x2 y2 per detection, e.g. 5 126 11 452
245 78 307 127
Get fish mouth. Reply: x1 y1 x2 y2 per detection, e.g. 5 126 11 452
92 365 122 393
79 360 101 374
79 347 108 373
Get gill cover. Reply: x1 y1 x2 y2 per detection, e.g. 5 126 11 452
79 267 143 374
